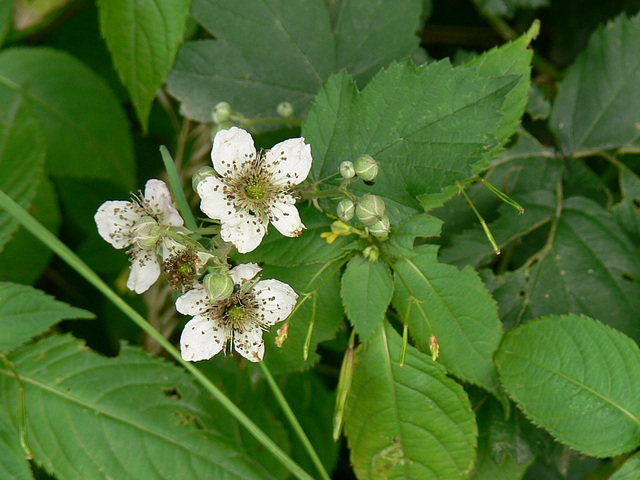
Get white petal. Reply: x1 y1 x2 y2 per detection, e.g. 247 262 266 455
127 250 161 294
95 200 139 249
143 179 184 227
233 326 265 362
263 137 312 188
253 279 298 327
220 214 267 254
211 127 257 179
175 285 210 316
269 197 304 237
180 315 229 362
197 176 235 222
229 263 261 285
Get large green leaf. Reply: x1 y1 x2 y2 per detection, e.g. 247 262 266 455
341 255 394 343
384 213 443 259
495 314 640 457
0 47 135 190
98 0 191 130
0 95 45 253
610 452 640 480
550 13 640 152
392 246 504 394
0 334 275 480
0 283 93 352
0 408 33 480
345 322 477 480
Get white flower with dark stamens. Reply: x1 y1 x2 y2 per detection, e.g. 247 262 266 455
94 179 184 294
196 127 312 253
178 263 297 362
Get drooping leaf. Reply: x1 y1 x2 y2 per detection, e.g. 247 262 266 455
0 283 94 352
0 47 135 190
340 255 393 343
550 13 640 152
495 314 640 457
98 0 191 129
345 322 477 480
610 452 640 480
0 94 45 253
0 408 33 480
392 245 504 394
0 334 275 480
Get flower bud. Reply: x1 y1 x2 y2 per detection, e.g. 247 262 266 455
362 245 379 263
203 272 234 302
354 154 379 183
339 161 356 179
192 166 216 191
337 199 355 221
132 216 162 247
355 194 386 226
368 214 390 237
212 102 232 124
276 101 294 118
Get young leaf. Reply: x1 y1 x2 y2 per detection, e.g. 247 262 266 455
610 452 640 480
340 255 394 343
98 0 191 130
0 334 275 480
344 322 477 480
0 408 33 480
392 245 504 394
495 314 640 457
0 283 94 352
550 13 640 152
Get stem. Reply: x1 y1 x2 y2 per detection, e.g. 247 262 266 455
0 189 314 480
457 182 501 255
259 363 331 480
159 146 198 231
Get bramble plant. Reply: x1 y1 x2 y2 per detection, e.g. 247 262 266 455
0 1 640 480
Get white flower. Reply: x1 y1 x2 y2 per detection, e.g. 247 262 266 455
178 263 298 362
95 179 184 293
196 127 312 253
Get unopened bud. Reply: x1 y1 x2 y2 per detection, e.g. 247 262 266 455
276 101 294 118
356 194 386 226
429 334 440 361
354 154 379 183
339 161 356 179
132 216 162 247
362 245 379 263
337 199 355 221
275 322 290 347
192 166 216 191
212 102 232 124
368 214 390 237
203 272 234 302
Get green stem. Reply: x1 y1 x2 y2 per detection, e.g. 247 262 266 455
259 363 331 480
0 188 314 480
160 146 198 231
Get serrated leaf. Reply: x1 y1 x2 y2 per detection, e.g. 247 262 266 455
0 408 33 480
610 452 640 480
550 13 640 152
98 0 191 130
384 213 442 258
0 334 275 480
392 246 504 394
345 322 477 480
495 314 640 457
0 47 135 190
0 92 45 253
340 255 393 342
0 283 93 351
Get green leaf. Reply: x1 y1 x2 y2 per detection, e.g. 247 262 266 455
550 13 640 152
0 408 33 480
0 334 275 480
303 62 519 220
340 255 393 343
526 83 550 120
612 164 640 245
384 213 443 259
495 314 640 457
392 246 504 394
610 452 640 480
0 283 93 351
0 93 45 254
345 322 477 480
0 0 11 47
98 0 191 129
0 47 135 190
470 432 534 480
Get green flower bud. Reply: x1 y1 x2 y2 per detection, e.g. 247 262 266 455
368 214 390 237
362 245 380 263
203 272 234 302
355 194 386 226
354 154 379 183
192 166 216 191
277 101 294 118
339 161 356 179
337 199 355 221
132 216 162 247
212 102 232 124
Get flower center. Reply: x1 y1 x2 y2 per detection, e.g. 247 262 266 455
244 177 267 201
226 304 247 327
178 263 194 276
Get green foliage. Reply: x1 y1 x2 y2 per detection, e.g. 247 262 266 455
496 314 640 457
345 322 477 480
0 409 33 480
0 0 11 47
384 213 443 259
610 452 640 480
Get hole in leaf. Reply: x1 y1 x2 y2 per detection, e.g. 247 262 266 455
622 272 636 282
163 386 183 401
517 290 526 297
